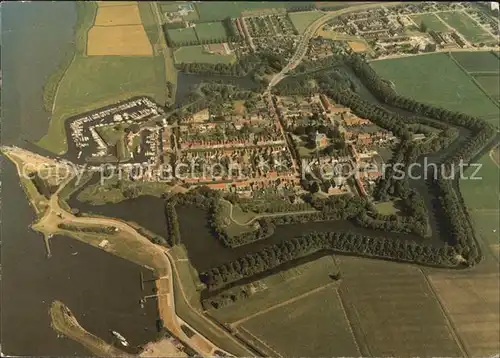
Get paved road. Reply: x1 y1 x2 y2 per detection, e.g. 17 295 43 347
266 2 407 92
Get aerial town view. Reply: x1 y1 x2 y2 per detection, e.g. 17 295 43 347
1 1 499 357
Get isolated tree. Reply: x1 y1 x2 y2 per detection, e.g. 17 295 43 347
419 21 428 33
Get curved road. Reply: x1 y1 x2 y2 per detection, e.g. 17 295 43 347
267 2 405 91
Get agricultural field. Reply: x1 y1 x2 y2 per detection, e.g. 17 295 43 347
88 3 152 56
337 256 462 357
97 1 136 7
475 75 500 101
410 13 449 32
208 255 339 324
460 149 500 260
370 53 499 126
288 11 324 34
87 25 153 56
194 22 228 43
166 27 198 45
239 285 359 357
438 11 494 43
451 51 500 73
94 4 142 26
173 46 236 64
428 273 500 357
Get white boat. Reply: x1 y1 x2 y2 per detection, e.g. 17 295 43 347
111 330 129 347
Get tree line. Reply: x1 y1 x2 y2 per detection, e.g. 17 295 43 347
57 223 117 234
200 230 460 291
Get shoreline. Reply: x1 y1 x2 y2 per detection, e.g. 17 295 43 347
1 145 249 357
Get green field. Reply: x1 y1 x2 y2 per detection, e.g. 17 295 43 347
451 51 500 73
460 149 500 260
375 201 401 215
138 2 160 46
194 1 313 21
337 256 462 356
217 200 257 237
167 27 198 45
439 11 494 43
474 74 500 101
240 285 359 357
288 11 324 34
410 13 449 32
371 53 499 125
209 255 339 324
194 22 229 42
174 45 236 64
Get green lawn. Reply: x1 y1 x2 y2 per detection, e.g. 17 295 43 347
174 45 236 64
371 53 499 125
194 22 229 42
410 13 449 32
460 150 499 261
375 201 401 215
240 285 359 357
167 27 198 45
439 11 494 43
288 11 324 34
37 55 166 154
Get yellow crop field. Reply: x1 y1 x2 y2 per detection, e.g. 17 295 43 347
97 1 137 7
94 5 142 26
87 25 152 56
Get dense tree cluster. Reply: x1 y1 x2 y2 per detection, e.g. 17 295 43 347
201 231 459 290
165 203 181 246
176 51 287 78
137 227 169 247
57 223 117 234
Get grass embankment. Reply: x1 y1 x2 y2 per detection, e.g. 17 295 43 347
37 1 169 155
50 300 128 357
169 245 255 357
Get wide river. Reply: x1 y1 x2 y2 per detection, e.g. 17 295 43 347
1 2 159 355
